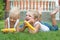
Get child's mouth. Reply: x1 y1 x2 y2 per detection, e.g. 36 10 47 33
26 19 29 21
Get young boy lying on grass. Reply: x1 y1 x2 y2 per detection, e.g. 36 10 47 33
19 8 59 34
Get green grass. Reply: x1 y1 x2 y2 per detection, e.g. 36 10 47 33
0 20 60 40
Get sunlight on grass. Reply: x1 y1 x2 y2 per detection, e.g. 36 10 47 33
0 20 60 40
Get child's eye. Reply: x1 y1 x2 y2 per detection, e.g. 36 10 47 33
13 18 17 20
14 19 16 20
29 15 31 17
10 17 13 19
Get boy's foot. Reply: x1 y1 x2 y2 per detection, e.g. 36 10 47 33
50 8 58 18
38 6 43 15
51 8 58 15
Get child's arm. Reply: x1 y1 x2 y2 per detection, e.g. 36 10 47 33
5 18 8 28
25 21 40 34
29 23 40 34
16 22 20 32
24 21 35 30
16 22 27 32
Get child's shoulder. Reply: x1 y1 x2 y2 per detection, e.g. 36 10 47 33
34 21 40 25
5 17 9 22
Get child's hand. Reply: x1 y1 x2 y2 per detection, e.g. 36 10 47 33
27 18 34 24
24 21 28 27
24 18 34 25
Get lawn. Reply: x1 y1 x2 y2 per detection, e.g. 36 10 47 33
0 20 60 40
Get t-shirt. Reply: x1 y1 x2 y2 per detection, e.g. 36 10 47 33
34 21 50 31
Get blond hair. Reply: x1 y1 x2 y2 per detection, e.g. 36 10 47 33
9 7 20 19
27 10 39 19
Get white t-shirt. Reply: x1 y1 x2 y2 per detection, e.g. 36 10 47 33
34 21 50 31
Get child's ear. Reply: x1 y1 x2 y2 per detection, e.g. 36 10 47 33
34 18 38 21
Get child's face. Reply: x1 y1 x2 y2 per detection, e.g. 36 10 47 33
25 12 35 23
10 15 18 22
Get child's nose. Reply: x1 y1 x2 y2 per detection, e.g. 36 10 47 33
11 19 14 21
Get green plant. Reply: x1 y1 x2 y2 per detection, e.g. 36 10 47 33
0 0 5 20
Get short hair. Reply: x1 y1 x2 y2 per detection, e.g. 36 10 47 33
27 10 39 19
9 7 20 19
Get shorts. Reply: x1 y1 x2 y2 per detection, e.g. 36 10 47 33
40 21 58 31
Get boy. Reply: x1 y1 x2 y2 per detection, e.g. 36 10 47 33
5 7 20 32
